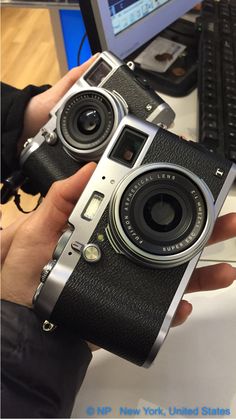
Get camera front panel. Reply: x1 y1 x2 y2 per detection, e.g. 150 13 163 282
49 129 233 366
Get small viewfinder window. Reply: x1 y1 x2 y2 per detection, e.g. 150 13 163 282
85 60 112 86
109 127 148 167
82 192 104 221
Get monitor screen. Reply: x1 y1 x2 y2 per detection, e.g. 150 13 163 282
80 0 201 59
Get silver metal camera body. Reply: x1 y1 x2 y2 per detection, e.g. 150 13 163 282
34 115 236 367
20 51 175 196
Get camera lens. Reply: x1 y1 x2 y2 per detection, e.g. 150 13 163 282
59 91 115 151
77 109 101 134
116 168 207 260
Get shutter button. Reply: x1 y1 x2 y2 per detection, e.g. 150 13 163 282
82 244 101 263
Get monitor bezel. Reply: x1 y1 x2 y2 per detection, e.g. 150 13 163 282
79 0 201 60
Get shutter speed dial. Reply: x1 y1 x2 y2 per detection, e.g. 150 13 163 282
53 228 73 259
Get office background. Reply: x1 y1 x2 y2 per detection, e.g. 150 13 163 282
1 3 236 418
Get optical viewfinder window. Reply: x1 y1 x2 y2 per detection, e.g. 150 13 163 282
109 127 148 167
82 192 104 221
85 60 112 86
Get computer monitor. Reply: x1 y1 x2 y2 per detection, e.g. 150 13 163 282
79 0 201 60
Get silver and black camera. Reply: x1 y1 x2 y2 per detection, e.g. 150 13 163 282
20 51 175 196
34 115 236 367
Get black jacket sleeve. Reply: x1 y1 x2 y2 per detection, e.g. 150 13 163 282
1 82 50 181
1 300 92 418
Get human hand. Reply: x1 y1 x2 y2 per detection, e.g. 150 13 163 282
17 54 100 153
1 162 96 306
1 212 30 265
172 213 236 326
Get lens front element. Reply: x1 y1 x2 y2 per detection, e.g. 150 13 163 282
77 109 101 134
143 193 182 232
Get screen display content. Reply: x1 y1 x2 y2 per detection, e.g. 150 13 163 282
108 0 170 35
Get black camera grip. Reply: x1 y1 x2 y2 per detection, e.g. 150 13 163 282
22 141 84 196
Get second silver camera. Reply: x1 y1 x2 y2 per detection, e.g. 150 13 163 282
20 51 175 196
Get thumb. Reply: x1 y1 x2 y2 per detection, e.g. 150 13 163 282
30 162 96 238
172 300 193 327
44 53 100 107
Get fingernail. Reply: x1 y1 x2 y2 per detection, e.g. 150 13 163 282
187 303 193 316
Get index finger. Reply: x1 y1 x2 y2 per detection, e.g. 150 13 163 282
207 213 236 246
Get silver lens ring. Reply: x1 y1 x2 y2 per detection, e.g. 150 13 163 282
109 163 215 268
56 87 127 161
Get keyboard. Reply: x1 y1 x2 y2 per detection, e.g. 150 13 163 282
198 0 236 163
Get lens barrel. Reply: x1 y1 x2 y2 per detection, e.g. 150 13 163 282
56 88 127 161
59 91 114 150
109 164 214 267
120 169 206 255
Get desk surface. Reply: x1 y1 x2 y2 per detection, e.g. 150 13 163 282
72 89 236 419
